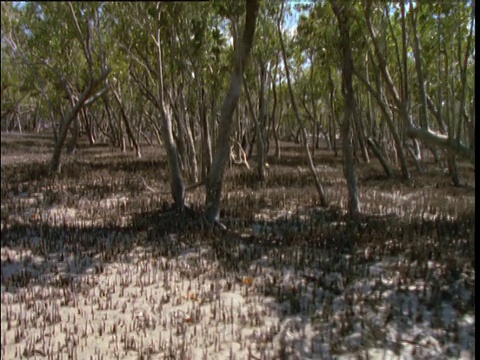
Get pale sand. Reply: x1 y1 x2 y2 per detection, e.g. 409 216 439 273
1 200 475 359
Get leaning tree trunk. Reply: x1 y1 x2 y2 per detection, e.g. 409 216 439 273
81 108 96 145
278 1 328 207
352 97 370 164
51 69 110 173
363 3 411 181
205 0 259 225
52 3 111 174
112 84 142 158
354 66 410 181
366 137 393 178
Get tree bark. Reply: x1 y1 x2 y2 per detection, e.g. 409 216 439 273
154 5 185 210
205 0 259 225
199 87 213 179
331 0 360 217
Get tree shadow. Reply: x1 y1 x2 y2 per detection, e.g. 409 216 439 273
1 199 474 358
1 134 474 358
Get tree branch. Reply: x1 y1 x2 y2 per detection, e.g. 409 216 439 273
407 127 474 165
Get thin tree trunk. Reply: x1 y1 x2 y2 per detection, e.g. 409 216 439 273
406 140 423 174
364 3 411 181
66 115 80 155
353 107 369 163
327 67 338 156
82 109 96 145
354 67 410 180
102 96 120 147
112 85 142 158
278 1 328 207
366 137 393 178
256 56 267 182
200 87 212 179
409 2 428 130
154 6 185 210
271 77 281 158
169 89 199 182
51 69 110 173
143 109 162 146
205 0 259 225
243 69 266 183
184 114 199 183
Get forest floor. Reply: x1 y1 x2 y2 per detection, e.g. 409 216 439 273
1 132 475 359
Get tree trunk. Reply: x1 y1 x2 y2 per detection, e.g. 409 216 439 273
102 96 120 147
160 105 185 208
243 65 266 183
327 67 338 156
256 56 267 183
331 0 360 217
154 6 185 210
271 76 282 160
354 67 411 180
446 153 461 187
406 140 423 173
112 84 142 158
278 1 328 207
270 71 281 159
200 87 212 179
51 69 110 173
366 137 393 178
169 89 199 182
363 3 411 181
66 115 80 155
353 106 369 163
406 127 474 165
409 3 429 130
83 109 96 145
144 109 163 146
205 0 259 225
